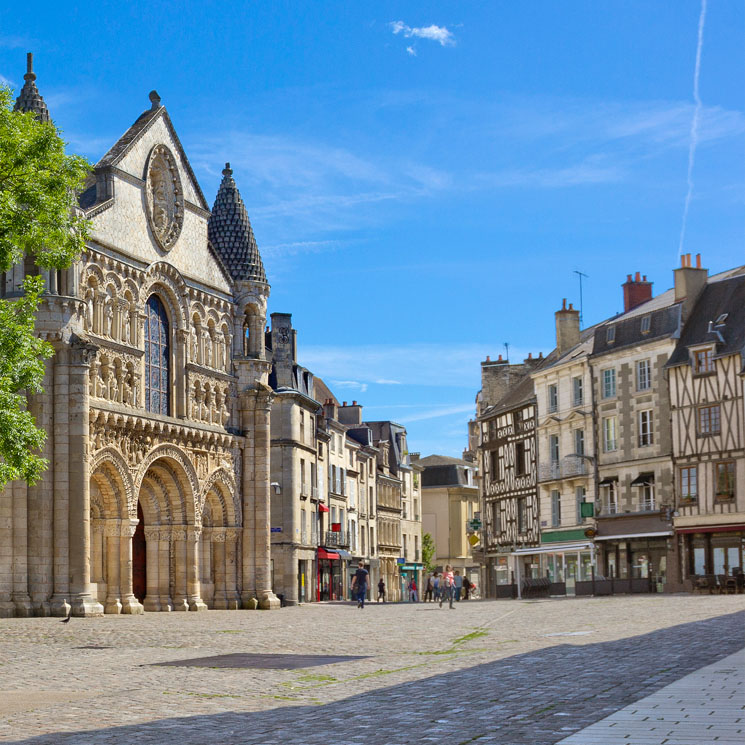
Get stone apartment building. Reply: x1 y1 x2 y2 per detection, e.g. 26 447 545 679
531 302 598 593
665 259 745 590
417 454 479 588
589 273 679 587
0 58 280 616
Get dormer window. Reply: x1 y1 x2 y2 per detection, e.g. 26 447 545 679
606 326 616 343
640 315 651 333
693 347 714 374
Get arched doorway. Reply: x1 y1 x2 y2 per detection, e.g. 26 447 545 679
132 502 146 602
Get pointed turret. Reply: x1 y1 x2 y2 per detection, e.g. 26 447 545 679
208 163 267 284
13 53 51 123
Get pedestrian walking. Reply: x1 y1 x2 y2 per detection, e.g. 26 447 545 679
409 578 418 603
351 561 369 609
454 570 463 601
433 572 441 603
424 575 434 602
377 578 386 603
440 564 455 609
463 575 471 600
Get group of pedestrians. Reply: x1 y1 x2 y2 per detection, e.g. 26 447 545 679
349 561 477 608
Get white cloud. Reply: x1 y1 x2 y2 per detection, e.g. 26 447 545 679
406 46 416 57
375 379 402 385
401 404 474 423
390 21 455 47
330 380 369 393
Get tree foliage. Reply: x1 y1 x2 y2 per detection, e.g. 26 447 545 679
421 532 436 572
0 85 91 486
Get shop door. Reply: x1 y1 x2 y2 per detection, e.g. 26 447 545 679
565 553 578 595
132 502 146 602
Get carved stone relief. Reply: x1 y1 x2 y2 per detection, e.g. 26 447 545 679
145 144 184 252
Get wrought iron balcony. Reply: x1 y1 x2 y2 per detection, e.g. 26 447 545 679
538 455 588 482
324 530 349 548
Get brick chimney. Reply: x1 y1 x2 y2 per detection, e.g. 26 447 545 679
622 271 653 312
555 298 580 354
674 253 708 321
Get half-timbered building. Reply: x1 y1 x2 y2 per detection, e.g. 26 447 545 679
666 262 745 591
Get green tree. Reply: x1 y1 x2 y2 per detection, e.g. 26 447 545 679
0 85 90 486
421 532 436 572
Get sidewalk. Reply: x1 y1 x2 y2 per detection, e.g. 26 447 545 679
556 648 744 745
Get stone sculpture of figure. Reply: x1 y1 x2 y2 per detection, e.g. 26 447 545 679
193 383 204 420
191 333 198 363
204 331 212 367
204 387 213 423
107 369 117 402
86 292 94 331
104 302 114 338
123 313 131 345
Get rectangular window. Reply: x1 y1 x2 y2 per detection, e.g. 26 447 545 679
606 325 616 343
638 410 654 447
573 376 583 406
637 359 651 391
300 459 306 495
492 501 501 535
515 441 526 476
639 484 655 512
640 315 651 333
549 434 559 463
715 461 735 499
602 368 616 398
518 497 527 534
604 482 618 514
680 466 698 500
575 485 586 524
698 405 721 435
574 428 585 456
693 348 715 374
603 417 617 452
490 450 498 480
551 490 561 528
548 384 558 413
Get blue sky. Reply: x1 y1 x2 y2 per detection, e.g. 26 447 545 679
2 1 744 457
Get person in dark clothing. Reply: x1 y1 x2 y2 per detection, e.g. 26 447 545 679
351 562 369 609
377 578 385 603
424 575 434 602
462 575 471 600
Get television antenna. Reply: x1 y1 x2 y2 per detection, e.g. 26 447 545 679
574 270 589 327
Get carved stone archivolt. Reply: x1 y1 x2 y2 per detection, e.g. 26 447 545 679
145 144 184 252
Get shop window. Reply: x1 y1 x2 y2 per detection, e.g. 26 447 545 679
697 405 721 435
715 461 735 500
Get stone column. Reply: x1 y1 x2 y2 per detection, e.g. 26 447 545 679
104 520 122 614
90 519 105 603
68 339 103 616
175 329 189 419
225 528 241 610
171 527 189 611
211 528 228 609
143 527 161 611
241 386 280 609
0 484 14 617
157 527 173 611
120 520 143 614
186 526 207 611
12 481 33 617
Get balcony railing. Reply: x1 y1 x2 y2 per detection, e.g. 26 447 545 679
538 456 588 482
324 530 349 548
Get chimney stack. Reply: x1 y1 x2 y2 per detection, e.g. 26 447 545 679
555 298 580 354
622 272 653 313
337 400 363 426
674 253 708 321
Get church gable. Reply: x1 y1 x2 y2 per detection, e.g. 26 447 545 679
85 94 231 294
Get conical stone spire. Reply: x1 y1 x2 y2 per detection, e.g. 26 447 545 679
208 163 267 283
14 53 51 123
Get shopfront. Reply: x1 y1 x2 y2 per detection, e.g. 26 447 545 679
596 532 671 588
678 525 745 579
399 562 424 600
317 548 345 601
510 542 595 596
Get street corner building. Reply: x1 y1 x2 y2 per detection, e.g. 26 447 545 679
0 56 281 617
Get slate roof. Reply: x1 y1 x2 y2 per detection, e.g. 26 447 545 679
13 53 50 123
667 274 745 369
416 454 474 468
208 163 267 284
313 377 339 406
417 455 476 488
592 304 681 357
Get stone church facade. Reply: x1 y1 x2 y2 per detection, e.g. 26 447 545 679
0 56 280 616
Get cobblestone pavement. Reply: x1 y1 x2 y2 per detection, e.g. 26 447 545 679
0 594 743 744
556 648 744 745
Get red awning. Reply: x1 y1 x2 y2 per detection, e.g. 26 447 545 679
318 548 339 560
318 504 330 513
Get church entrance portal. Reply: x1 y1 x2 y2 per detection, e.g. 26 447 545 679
132 502 146 602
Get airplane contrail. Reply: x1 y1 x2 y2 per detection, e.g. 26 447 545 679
678 0 707 256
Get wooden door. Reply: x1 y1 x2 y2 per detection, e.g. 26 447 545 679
132 502 147 602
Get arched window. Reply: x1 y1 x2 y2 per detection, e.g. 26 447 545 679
144 295 170 415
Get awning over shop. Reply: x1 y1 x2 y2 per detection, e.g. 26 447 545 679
399 564 423 570
336 549 353 560
630 472 655 486
512 542 593 555
318 504 330 513
598 476 618 486
676 525 745 534
317 548 339 560
595 531 672 541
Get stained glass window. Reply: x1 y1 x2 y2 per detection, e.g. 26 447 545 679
144 295 170 416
